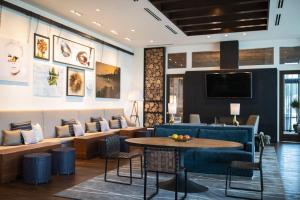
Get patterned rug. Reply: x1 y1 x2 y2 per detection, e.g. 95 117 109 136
55 147 286 200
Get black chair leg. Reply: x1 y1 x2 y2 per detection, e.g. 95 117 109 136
175 173 178 200
129 158 133 185
104 158 108 182
260 169 264 199
117 159 120 176
140 156 143 178
156 171 159 194
184 169 187 198
144 170 147 200
225 167 230 196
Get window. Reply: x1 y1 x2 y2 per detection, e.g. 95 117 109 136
167 75 184 122
192 51 220 68
239 48 274 66
168 53 186 68
280 46 300 64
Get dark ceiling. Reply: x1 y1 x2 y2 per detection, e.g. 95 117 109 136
149 0 270 36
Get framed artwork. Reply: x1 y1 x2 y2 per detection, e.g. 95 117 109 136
0 37 29 83
34 33 50 60
95 62 120 99
53 35 95 69
67 67 85 97
33 64 64 97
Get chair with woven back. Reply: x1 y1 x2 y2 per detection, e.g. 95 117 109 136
225 132 265 199
102 134 143 185
144 147 187 200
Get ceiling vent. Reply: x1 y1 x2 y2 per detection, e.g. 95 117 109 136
144 8 161 21
275 14 281 26
277 0 284 8
165 25 178 34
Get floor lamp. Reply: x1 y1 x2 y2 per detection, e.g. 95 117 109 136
128 90 143 127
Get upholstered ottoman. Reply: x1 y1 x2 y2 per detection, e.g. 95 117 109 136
52 147 75 175
23 153 52 184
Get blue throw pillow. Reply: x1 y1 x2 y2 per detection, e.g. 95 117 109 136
199 129 248 144
155 128 198 138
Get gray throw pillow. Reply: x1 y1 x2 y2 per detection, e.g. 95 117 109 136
2 130 22 146
56 125 71 138
109 119 121 129
85 122 98 133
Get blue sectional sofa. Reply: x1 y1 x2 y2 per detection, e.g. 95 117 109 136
155 124 255 177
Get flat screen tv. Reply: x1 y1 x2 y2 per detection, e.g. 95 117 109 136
206 72 252 98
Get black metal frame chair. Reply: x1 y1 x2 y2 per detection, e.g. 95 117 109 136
144 147 187 200
103 135 143 185
225 132 265 199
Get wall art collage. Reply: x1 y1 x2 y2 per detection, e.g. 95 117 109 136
0 33 121 99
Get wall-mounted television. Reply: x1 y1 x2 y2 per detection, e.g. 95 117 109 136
206 72 252 98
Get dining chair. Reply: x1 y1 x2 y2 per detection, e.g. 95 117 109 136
102 135 143 185
225 132 265 199
144 147 187 200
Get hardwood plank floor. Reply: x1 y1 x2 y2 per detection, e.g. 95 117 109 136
0 143 299 200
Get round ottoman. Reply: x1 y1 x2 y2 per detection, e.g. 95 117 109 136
52 147 75 175
23 153 52 184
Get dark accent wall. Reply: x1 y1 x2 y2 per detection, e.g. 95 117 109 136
183 68 278 142
220 41 239 69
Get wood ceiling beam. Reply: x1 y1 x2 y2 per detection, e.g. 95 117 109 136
186 26 267 36
181 19 268 32
176 11 268 27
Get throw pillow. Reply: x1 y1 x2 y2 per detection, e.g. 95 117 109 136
10 121 32 131
100 119 110 132
2 130 22 146
112 115 122 127
109 119 121 129
32 123 44 142
91 117 103 131
21 130 38 145
61 119 77 136
120 119 128 128
73 123 85 137
85 122 98 133
56 125 71 138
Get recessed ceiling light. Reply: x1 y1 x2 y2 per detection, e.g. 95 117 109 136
96 8 100 12
110 30 118 35
124 37 131 41
70 9 82 17
243 32 247 36
92 21 102 27
149 40 154 43
207 35 211 38
131 29 135 32
224 34 228 37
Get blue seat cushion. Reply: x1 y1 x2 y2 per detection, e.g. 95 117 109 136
199 129 248 144
194 149 253 163
155 127 198 138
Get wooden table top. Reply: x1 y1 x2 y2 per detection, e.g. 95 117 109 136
126 137 243 149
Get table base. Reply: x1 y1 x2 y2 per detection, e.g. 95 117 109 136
159 173 208 193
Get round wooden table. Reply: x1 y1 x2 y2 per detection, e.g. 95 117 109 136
126 137 243 193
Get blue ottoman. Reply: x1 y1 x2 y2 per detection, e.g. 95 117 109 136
52 147 75 175
23 153 52 184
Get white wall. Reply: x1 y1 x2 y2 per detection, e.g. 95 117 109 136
166 38 300 141
0 1 143 120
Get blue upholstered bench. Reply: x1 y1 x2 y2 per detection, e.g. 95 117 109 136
52 147 75 175
23 153 52 184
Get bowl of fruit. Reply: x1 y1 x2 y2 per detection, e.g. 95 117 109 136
170 134 192 142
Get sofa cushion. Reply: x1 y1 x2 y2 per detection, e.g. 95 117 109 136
199 129 248 144
109 119 121 129
61 119 77 136
85 122 98 133
194 149 253 163
2 130 22 146
73 123 85 137
155 128 199 138
100 119 111 132
32 123 44 142
21 130 38 145
56 125 71 138
10 121 32 131
91 117 103 131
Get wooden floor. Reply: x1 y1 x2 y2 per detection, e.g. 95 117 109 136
0 143 299 200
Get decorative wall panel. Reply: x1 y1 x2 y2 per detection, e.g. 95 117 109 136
239 48 274 66
192 51 220 68
144 47 165 127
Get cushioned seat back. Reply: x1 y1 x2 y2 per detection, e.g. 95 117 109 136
246 115 260 134
104 108 124 121
155 127 199 138
0 111 43 145
199 129 249 144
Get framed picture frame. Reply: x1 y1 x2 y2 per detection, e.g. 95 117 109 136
66 67 85 97
34 33 50 61
53 35 95 70
95 62 121 99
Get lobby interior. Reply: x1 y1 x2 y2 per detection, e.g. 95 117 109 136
0 0 299 200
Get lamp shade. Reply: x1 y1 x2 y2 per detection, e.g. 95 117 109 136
128 90 143 101
230 103 240 115
168 103 177 114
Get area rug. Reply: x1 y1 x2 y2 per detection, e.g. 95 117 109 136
55 147 286 200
